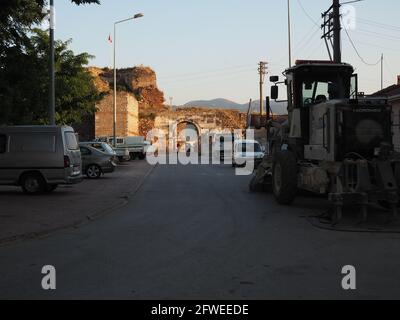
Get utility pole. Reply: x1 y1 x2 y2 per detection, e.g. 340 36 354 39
322 0 342 63
258 62 268 116
169 97 173 109
381 53 384 90
113 23 117 147
49 0 56 125
332 0 341 63
287 0 292 68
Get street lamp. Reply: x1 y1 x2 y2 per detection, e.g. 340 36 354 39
113 13 144 147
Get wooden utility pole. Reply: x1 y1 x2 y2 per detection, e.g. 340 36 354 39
332 0 341 63
322 0 342 63
258 62 268 116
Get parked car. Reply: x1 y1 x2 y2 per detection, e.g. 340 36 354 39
0 126 82 194
95 137 130 162
80 141 117 161
232 140 265 168
79 144 116 179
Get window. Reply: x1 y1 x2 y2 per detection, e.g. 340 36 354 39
10 133 56 153
0 134 6 153
80 147 91 156
64 132 79 150
91 143 106 152
302 81 331 107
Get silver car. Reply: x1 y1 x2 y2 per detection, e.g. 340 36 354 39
79 144 116 179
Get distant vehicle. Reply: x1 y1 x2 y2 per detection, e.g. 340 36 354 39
95 137 130 162
232 140 265 168
213 133 235 162
124 136 149 160
0 126 82 194
79 144 116 179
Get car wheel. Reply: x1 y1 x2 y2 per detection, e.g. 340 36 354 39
130 153 138 161
86 164 102 179
272 151 297 205
138 153 146 160
21 173 46 195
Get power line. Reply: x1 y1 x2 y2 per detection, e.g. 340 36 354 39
356 29 400 41
341 17 381 66
296 0 320 27
358 18 400 32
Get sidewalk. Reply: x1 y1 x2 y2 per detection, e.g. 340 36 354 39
0 161 155 245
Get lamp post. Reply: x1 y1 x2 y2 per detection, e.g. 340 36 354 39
287 0 292 68
113 13 144 147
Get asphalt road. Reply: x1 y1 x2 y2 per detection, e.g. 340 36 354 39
0 163 400 299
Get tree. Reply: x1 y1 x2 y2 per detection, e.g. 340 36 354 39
0 29 102 125
0 0 101 125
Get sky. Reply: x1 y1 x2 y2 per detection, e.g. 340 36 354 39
54 0 400 105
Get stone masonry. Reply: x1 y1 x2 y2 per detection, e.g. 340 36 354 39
95 91 139 138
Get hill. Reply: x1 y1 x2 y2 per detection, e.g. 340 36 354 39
183 98 287 115
184 98 244 110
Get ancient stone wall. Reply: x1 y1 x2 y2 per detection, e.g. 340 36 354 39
95 91 139 138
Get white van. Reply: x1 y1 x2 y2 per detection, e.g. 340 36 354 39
232 140 265 168
0 126 82 194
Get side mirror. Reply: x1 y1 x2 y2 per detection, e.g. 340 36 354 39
270 76 279 83
271 85 279 100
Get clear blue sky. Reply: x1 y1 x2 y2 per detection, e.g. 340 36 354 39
55 0 400 105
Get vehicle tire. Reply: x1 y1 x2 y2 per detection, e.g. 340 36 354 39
272 151 297 205
21 173 46 195
130 153 138 161
138 153 146 160
249 174 263 192
86 164 102 179
378 200 400 210
45 184 58 193
118 156 124 162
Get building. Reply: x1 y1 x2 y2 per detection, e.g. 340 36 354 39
372 76 400 151
95 91 139 138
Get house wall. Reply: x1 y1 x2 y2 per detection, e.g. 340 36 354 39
391 99 400 151
95 91 139 138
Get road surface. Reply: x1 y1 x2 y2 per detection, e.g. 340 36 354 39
0 163 400 299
